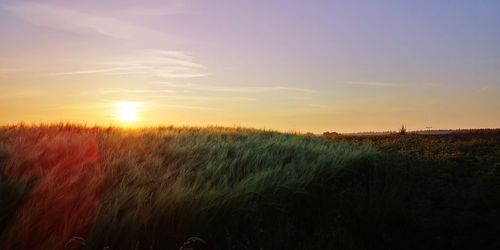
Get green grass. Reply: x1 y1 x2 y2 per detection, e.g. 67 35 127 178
84 128 375 249
1 125 499 249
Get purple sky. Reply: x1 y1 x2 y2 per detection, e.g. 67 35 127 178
1 0 499 132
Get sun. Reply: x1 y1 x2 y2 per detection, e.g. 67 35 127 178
115 101 140 123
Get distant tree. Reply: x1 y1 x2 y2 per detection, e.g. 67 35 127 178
305 132 316 137
323 131 340 138
399 124 407 135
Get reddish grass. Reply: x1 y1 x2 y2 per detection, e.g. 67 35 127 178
1 128 104 250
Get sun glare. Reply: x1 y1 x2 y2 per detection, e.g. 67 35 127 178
115 101 140 123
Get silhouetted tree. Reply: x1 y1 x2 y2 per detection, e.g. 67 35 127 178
399 124 407 135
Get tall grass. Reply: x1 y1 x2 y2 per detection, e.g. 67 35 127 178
81 128 375 249
0 127 104 250
0 133 33 237
0 125 499 249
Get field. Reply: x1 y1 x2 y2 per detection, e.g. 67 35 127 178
0 125 499 250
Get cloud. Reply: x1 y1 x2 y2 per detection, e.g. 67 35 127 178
475 85 490 93
0 2 169 40
71 88 174 96
48 66 150 76
0 87 47 99
113 1 187 17
346 81 447 89
345 81 405 87
308 104 328 108
57 101 215 112
148 95 257 102
154 82 316 93
0 68 24 77
49 50 210 79
154 103 217 110
97 88 175 94
73 88 256 102
1 2 205 79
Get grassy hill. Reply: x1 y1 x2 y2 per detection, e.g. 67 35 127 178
1 125 499 249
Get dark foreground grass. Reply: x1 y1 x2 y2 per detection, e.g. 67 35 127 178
0 125 499 249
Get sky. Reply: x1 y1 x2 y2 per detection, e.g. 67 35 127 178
0 0 499 133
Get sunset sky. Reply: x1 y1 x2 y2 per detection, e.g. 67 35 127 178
1 0 499 133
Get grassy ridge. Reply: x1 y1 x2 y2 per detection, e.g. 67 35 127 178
1 125 499 249
84 128 374 249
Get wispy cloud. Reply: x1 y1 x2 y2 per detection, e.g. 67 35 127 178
55 103 110 110
155 103 217 110
48 66 150 76
113 1 188 17
71 88 171 96
0 2 169 40
73 88 256 102
154 82 316 93
345 81 405 87
0 68 24 77
0 88 47 99
1 2 207 79
346 81 447 89
308 104 329 108
49 50 210 79
56 101 214 112
148 95 257 102
85 88 175 95
475 84 490 93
